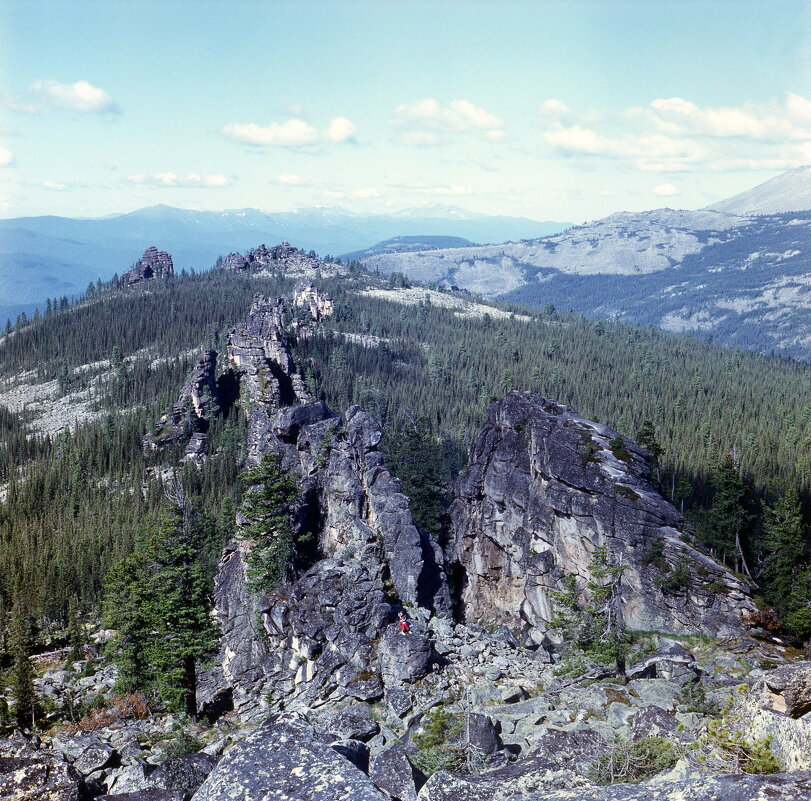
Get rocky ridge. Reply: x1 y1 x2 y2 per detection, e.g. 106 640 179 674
217 241 350 279
25 281 810 800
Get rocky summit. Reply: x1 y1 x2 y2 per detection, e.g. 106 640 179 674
9 283 811 801
121 246 174 286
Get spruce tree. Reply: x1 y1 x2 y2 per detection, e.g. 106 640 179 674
238 452 299 593
761 488 806 617
9 604 36 730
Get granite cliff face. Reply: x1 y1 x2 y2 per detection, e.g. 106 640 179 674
121 246 174 285
446 392 756 643
218 241 350 279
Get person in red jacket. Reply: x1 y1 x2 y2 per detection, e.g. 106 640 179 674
397 610 410 635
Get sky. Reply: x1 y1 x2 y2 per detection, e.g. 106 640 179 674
1 0 810 223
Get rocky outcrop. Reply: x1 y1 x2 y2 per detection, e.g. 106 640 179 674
218 241 350 280
143 349 231 458
191 713 387 801
212 293 450 717
122 246 174 285
294 281 334 321
445 391 755 644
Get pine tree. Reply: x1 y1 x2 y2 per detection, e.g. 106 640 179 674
636 419 664 486
238 453 299 593
67 595 84 663
9 604 36 729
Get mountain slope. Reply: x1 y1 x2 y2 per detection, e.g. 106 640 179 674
708 165 811 214
362 207 811 360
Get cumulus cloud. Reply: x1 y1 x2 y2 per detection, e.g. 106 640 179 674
652 183 680 196
16 80 121 113
542 92 811 173
222 116 357 149
324 116 357 143
0 147 13 166
42 180 68 190
272 173 316 187
392 98 505 144
127 173 231 188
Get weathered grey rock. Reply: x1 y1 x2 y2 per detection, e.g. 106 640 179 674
386 688 414 718
325 707 380 742
122 246 174 285
453 713 501 755
630 706 688 741
379 628 433 685
446 392 755 645
0 733 83 801
98 791 184 801
628 638 700 686
105 764 156 795
761 661 811 717
73 739 117 775
192 713 387 800
149 753 217 798
417 770 811 800
370 745 426 801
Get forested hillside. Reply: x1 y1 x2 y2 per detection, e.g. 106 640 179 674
0 260 809 628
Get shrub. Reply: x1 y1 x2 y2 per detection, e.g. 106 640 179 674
162 730 204 760
706 720 781 774
608 436 631 463
588 736 682 784
411 707 464 776
656 560 692 594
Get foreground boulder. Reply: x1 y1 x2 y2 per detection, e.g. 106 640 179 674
0 733 84 801
192 713 387 801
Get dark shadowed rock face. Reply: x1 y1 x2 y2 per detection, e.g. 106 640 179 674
143 349 223 458
446 391 755 644
122 246 174 285
192 713 387 801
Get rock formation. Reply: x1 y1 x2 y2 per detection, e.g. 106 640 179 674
445 391 756 644
122 246 174 285
217 241 349 279
143 349 232 461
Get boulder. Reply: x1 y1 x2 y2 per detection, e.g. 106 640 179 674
0 733 84 801
628 639 700 686
324 707 380 742
330 739 370 774
122 246 174 285
148 753 218 798
73 740 117 775
379 628 433 685
630 706 688 742
192 712 388 800
370 745 427 801
761 661 811 717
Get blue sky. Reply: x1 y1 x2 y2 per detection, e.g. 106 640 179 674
1 0 810 221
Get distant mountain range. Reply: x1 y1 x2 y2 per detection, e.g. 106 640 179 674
0 205 568 321
341 235 479 262
362 169 811 361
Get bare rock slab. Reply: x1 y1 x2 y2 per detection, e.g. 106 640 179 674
191 712 387 801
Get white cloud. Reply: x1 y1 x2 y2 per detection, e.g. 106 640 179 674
396 181 474 197
392 98 505 144
323 116 357 143
222 119 319 147
645 97 801 141
652 183 680 196
272 173 313 186
541 92 811 173
42 180 67 190
30 80 120 113
127 172 231 188
222 115 357 149
0 147 13 166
